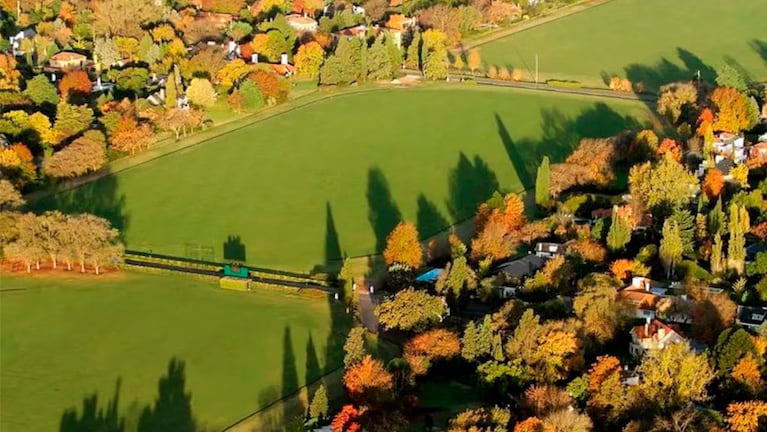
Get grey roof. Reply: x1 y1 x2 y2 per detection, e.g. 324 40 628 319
716 158 735 175
494 254 545 278
738 305 767 327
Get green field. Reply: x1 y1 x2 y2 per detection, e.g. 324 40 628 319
479 0 767 90
39 87 652 272
0 272 348 432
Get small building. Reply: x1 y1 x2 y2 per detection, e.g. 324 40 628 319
737 305 767 331
493 254 545 279
715 156 735 178
713 132 746 163
383 14 416 48
333 24 370 39
591 207 613 221
270 62 296 77
534 242 569 259
286 14 319 33
617 277 667 320
9 28 35 55
48 51 87 71
629 319 688 357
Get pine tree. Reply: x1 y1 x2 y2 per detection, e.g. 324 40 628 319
309 384 329 419
384 34 401 78
367 37 392 81
727 203 749 274
606 212 631 251
461 321 479 361
535 156 550 208
343 327 367 367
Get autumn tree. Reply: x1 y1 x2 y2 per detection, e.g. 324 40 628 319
731 355 765 395
606 211 632 251
635 342 714 412
94 0 165 38
461 316 493 362
513 417 553 432
657 82 697 124
703 169 725 198
110 114 154 155
727 203 749 274
568 239 607 263
343 355 393 403
726 401 767 432
404 328 460 376
447 406 511 432
375 288 445 332
23 74 59 106
309 384 329 420
691 287 737 345
185 78 217 109
535 156 550 208
574 273 626 345
467 49 481 74
248 69 287 104
0 54 21 91
421 29 449 80
331 404 361 432
656 138 682 161
344 327 367 368
383 222 422 269
471 216 517 262
660 219 683 278
54 102 94 144
716 64 748 91
59 70 92 101
43 131 107 178
0 180 24 210
587 355 633 422
711 86 758 133
294 41 324 78
628 154 699 213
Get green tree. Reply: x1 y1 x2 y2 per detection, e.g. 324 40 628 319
629 154 699 213
165 71 178 109
319 37 362 85
461 315 493 362
667 209 695 257
727 203 749 274
535 156 550 208
309 384 328 419
344 327 367 368
238 80 264 111
712 328 757 377
53 102 94 143
660 219 683 278
367 37 392 81
574 273 625 344
405 31 421 69
606 212 631 251
384 34 401 77
715 64 747 91
708 198 725 235
94 37 120 69
375 287 445 332
711 232 725 274
421 29 448 80
23 75 59 106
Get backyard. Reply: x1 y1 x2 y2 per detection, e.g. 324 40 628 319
478 0 767 90
0 272 349 432
37 86 652 272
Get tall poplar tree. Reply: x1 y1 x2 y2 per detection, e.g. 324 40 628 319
535 156 550 208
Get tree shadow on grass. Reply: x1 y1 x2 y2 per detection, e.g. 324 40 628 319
416 194 450 239
281 326 301 422
750 39 767 68
445 153 499 223
60 358 198 432
222 235 246 262
623 48 716 93
366 167 402 253
33 170 130 235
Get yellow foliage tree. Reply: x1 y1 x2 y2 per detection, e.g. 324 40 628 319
726 401 767 432
383 222 422 269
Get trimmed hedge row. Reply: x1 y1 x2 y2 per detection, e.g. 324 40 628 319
546 79 583 88
220 277 250 291
122 263 219 282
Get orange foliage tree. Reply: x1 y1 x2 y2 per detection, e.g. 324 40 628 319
610 259 634 281
703 169 725 199
731 354 765 394
471 216 517 262
697 108 714 135
587 355 622 394
568 239 607 263
331 404 362 432
343 355 393 403
247 69 287 103
711 87 755 133
656 138 682 161
59 70 92 100
513 417 554 432
404 329 460 376
751 221 767 241
726 401 767 432
383 222 422 269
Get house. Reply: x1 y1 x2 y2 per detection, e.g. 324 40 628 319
534 242 569 259
333 24 370 39
48 51 87 71
9 28 35 55
749 142 767 165
629 319 689 357
713 133 746 163
715 156 735 178
383 14 416 48
737 305 767 331
617 277 667 320
286 14 319 33
494 254 545 279
591 207 613 221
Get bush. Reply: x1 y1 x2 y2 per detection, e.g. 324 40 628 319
546 79 582 88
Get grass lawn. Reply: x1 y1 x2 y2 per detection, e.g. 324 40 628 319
38 86 652 272
0 272 349 432
478 0 767 90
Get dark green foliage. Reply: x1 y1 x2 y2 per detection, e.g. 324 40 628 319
367 37 392 81
708 198 725 235
746 252 767 276
384 35 402 77
54 103 94 143
712 328 757 376
106 67 150 95
715 64 748 91
405 31 421 69
319 37 363 85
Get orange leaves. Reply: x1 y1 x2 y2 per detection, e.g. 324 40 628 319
404 329 460 376
331 404 362 432
471 192 525 262
343 355 393 403
731 354 765 393
247 69 287 103
703 169 725 199
513 417 554 432
383 222 422 269
587 355 621 394
568 239 607 263
726 401 767 432
656 138 681 161
711 86 754 133
610 259 634 281
59 70 91 100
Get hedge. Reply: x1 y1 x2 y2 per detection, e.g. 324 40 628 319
546 79 583 88
220 277 251 291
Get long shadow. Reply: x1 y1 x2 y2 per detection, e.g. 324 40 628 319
416 194 449 238
60 380 124 432
495 114 532 190
624 48 715 93
138 358 196 432
750 39 767 68
366 167 402 253
305 332 321 388
324 202 342 267
32 169 130 235
445 152 499 222
281 326 300 422
222 235 246 262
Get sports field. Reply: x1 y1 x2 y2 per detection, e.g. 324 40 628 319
479 0 767 90
39 87 652 272
0 272 348 432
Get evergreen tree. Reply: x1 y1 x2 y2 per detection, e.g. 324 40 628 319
309 384 329 419
319 37 362 85
384 35 401 77
535 156 550 208
461 321 479 361
23 75 59 107
660 220 683 278
606 212 631 251
668 209 695 257
727 203 749 274
343 327 367 367
405 31 421 69
359 40 368 82
367 37 392 81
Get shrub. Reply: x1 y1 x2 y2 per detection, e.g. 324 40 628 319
547 79 582 88
219 277 250 291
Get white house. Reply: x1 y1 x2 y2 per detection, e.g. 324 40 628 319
629 318 688 357
534 242 569 259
